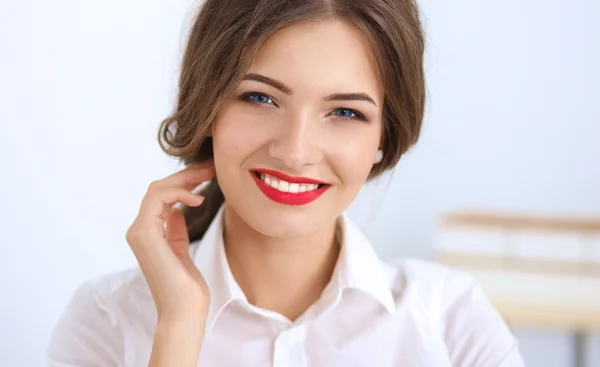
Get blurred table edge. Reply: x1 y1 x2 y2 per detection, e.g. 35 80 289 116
435 252 600 333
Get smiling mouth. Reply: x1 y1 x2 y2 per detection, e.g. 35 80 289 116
250 169 330 206
251 171 327 193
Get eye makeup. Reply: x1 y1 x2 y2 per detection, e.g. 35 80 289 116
238 91 371 122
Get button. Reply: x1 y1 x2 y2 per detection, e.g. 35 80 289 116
273 327 308 367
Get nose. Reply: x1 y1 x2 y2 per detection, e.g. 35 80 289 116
267 111 322 170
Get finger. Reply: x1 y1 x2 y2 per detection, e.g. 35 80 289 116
144 162 213 222
140 187 205 224
156 164 213 221
166 207 192 259
149 161 215 192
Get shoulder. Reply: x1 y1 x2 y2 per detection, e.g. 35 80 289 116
381 258 523 366
381 257 478 304
47 267 153 365
54 265 151 327
77 266 148 303
380 257 500 324
67 266 150 317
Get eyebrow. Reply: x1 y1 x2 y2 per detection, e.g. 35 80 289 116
242 73 378 107
324 93 378 107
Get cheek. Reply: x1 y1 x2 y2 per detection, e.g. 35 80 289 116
212 104 269 174
212 107 245 180
214 106 245 150
330 120 382 184
329 134 379 187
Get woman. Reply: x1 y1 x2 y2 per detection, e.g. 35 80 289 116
48 0 524 366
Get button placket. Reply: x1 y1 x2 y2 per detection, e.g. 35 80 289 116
273 326 307 367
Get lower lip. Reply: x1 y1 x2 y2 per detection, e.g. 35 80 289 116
251 173 329 206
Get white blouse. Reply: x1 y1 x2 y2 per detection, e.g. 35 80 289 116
47 208 524 367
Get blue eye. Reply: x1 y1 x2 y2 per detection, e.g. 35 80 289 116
332 108 366 121
241 92 275 105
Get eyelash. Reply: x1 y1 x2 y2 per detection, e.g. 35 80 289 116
239 92 367 121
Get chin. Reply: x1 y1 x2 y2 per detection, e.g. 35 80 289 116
229 197 336 240
260 206 326 239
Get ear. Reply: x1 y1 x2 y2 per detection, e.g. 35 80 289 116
374 149 383 164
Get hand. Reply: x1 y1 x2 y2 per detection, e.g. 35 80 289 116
125 160 215 322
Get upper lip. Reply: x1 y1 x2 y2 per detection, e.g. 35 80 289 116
252 168 328 185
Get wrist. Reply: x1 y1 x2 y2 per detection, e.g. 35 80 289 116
150 318 206 367
157 312 207 333
158 305 208 324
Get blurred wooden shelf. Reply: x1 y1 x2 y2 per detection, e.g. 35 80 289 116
491 300 600 332
434 211 600 333
441 211 600 232
435 256 600 332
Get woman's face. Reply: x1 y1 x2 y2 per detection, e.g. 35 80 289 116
213 20 384 238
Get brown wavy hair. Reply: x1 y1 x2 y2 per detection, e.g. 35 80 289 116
158 0 426 243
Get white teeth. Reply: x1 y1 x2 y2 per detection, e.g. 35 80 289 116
257 173 322 193
278 181 289 192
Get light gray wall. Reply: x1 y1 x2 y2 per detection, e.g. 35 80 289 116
349 1 600 365
1 0 598 366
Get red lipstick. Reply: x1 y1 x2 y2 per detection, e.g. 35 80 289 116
253 169 326 185
250 169 330 206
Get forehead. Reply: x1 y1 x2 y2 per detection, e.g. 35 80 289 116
246 20 383 102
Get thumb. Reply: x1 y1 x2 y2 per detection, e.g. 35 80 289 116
166 207 191 259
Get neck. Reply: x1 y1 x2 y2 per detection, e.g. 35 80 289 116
222 204 341 321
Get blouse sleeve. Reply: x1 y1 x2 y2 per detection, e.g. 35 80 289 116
440 269 526 367
47 280 125 367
